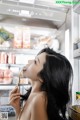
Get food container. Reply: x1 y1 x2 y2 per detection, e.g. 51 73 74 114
68 105 80 120
22 27 31 48
0 69 4 83
0 52 8 64
77 41 80 49
74 43 78 50
14 27 23 48
3 69 13 84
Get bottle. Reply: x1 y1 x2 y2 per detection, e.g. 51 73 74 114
76 92 80 105
3 65 13 84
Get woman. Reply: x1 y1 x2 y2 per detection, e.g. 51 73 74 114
9 47 73 120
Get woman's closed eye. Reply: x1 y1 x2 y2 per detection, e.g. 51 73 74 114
34 60 37 64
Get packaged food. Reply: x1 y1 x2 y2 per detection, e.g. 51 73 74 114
0 69 4 83
0 53 1 63
76 92 80 105
3 68 13 84
76 92 80 99
22 27 31 48
13 27 23 48
12 76 19 84
8 53 16 64
0 52 8 64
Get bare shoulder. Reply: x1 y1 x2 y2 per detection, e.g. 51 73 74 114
33 91 47 106
31 92 48 120
34 92 47 103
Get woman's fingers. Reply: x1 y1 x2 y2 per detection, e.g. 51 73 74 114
9 86 21 106
10 86 19 95
9 93 21 101
10 87 18 94
9 96 20 104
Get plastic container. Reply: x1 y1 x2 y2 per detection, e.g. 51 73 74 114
76 92 80 105
77 41 80 49
73 43 78 50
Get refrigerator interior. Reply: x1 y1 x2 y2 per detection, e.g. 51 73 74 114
0 0 74 119
0 25 61 120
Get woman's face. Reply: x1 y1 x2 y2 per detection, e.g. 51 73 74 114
22 52 46 81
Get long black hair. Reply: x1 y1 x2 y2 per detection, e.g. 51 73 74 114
21 47 73 120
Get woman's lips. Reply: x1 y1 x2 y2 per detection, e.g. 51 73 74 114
23 66 27 71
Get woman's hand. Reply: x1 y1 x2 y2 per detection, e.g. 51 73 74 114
9 86 21 114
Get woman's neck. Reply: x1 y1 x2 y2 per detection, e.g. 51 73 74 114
31 80 42 93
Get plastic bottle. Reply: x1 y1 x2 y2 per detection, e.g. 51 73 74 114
76 92 80 105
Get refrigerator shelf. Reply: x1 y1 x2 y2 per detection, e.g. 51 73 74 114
0 84 31 90
0 63 24 68
0 47 62 54
0 47 39 55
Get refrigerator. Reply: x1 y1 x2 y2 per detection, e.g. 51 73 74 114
0 0 74 120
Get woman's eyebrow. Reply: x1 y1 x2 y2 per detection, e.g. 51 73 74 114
37 58 40 63
35 57 40 63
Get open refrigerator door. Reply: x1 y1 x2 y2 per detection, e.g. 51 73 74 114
0 24 60 120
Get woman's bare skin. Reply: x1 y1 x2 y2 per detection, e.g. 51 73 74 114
18 91 48 120
9 86 48 120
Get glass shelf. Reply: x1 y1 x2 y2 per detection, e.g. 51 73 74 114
0 84 31 90
0 63 24 68
0 47 62 54
0 84 29 86
0 47 39 55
